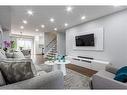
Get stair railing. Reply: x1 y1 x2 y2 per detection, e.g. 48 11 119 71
44 37 57 55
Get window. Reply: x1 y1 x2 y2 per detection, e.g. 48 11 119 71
16 38 34 54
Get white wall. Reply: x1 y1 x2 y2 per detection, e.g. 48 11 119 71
34 33 44 54
66 9 127 67
57 32 66 55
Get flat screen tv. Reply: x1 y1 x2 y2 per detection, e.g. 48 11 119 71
75 33 95 46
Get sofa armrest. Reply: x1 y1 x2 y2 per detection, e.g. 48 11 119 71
105 64 118 74
92 73 127 89
0 71 64 89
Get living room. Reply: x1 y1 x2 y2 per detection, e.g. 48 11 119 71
0 0 127 94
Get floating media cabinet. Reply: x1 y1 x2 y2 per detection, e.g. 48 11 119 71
68 56 109 71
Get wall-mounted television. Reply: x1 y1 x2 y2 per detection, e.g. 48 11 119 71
75 33 95 46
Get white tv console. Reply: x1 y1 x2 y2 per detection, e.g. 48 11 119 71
67 56 110 71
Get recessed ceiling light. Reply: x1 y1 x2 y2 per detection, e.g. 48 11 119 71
81 16 86 20
35 29 39 32
50 18 55 22
20 26 24 29
41 24 45 28
27 10 33 16
54 28 57 31
64 23 68 27
22 20 27 24
66 6 73 12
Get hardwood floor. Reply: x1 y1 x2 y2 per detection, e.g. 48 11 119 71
33 54 97 77
66 64 97 77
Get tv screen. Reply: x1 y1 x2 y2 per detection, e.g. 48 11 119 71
75 34 95 46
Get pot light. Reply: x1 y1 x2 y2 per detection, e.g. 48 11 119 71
20 26 24 29
22 20 27 24
27 10 33 16
64 23 68 27
81 16 86 20
35 29 39 32
54 28 57 31
41 24 45 28
50 18 55 22
66 6 73 12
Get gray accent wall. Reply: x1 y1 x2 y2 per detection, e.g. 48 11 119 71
66 9 127 67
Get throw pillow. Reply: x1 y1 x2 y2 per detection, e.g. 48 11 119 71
0 61 34 84
116 66 127 75
114 66 127 82
13 51 25 58
5 52 14 58
114 73 127 82
0 71 6 86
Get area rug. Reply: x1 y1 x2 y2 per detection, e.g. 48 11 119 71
35 64 91 89
64 68 90 89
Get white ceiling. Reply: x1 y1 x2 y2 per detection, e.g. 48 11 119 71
2 6 127 36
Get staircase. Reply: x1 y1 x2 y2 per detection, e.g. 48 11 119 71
44 37 57 60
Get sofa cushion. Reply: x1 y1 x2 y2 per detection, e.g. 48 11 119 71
114 66 127 82
13 51 25 58
0 61 34 84
0 71 6 86
95 70 115 79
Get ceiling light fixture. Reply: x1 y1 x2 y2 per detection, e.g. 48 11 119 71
54 28 57 31
41 24 45 28
64 23 68 27
35 29 39 32
50 18 55 22
27 10 33 16
20 26 24 29
81 16 86 20
66 6 73 12
22 20 27 24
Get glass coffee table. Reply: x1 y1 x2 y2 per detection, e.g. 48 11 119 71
44 60 71 76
